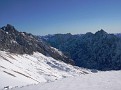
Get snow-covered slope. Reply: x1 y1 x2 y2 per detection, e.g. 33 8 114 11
11 70 121 90
0 51 89 90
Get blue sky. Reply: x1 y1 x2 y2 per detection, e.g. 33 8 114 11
0 0 121 35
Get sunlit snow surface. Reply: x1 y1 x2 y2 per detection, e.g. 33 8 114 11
1 51 120 90
0 51 88 89
11 71 121 90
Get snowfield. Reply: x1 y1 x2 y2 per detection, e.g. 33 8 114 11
0 51 121 90
0 51 89 90
11 70 121 90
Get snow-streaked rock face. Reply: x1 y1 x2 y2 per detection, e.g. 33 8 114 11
50 47 63 56
11 71 121 90
0 24 74 65
0 51 89 90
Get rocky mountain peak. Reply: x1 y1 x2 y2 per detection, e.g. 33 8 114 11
6 24 15 29
95 29 108 36
1 24 18 34
0 24 74 64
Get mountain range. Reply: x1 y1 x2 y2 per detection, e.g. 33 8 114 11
0 24 73 64
0 24 89 89
41 30 121 70
1 24 121 71
0 24 121 90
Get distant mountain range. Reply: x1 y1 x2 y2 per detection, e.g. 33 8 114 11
1 24 121 90
1 24 121 71
41 30 121 70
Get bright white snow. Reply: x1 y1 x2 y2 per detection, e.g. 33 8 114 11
51 47 63 56
11 70 121 90
1 51 120 90
0 51 88 90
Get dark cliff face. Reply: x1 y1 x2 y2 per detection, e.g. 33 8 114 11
0 24 43 54
0 24 74 65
